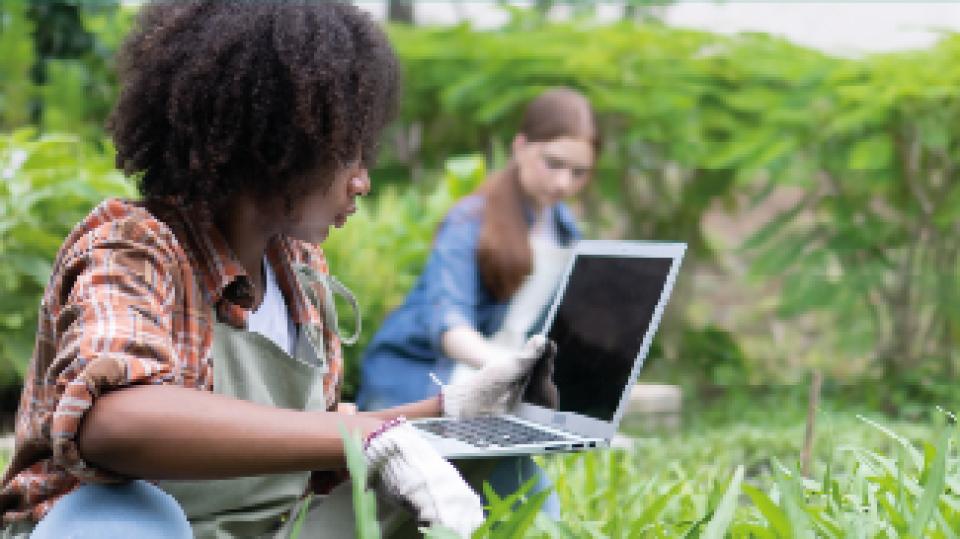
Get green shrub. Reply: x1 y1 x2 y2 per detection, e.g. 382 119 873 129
0 128 135 381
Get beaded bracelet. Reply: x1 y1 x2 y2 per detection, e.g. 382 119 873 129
363 415 407 450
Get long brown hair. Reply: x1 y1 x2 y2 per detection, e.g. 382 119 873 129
476 88 599 301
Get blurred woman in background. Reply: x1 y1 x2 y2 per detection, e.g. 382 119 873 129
357 87 600 515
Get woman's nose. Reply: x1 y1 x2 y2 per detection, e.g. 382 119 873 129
349 170 371 197
555 169 576 195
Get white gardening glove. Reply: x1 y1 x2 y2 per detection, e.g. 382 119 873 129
441 334 556 418
363 418 484 537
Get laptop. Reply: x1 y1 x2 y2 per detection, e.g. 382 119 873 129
411 240 687 458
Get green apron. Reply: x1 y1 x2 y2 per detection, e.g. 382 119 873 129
157 264 365 538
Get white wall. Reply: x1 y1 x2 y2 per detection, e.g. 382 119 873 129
666 2 960 56
355 1 960 55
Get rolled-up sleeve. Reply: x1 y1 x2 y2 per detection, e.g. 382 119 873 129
424 210 483 355
49 219 178 481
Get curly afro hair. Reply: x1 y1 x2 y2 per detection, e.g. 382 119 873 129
107 1 399 213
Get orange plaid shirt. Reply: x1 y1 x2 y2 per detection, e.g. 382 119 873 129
0 198 344 525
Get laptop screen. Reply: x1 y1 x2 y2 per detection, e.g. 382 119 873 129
521 254 674 422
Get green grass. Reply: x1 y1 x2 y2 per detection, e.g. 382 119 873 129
332 389 960 537
529 393 955 537
2 391 951 537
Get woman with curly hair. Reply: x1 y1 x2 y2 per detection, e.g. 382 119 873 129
0 2 550 537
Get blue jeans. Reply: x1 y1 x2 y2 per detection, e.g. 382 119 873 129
22 469 555 537
30 481 191 539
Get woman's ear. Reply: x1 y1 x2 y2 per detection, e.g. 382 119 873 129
511 134 528 156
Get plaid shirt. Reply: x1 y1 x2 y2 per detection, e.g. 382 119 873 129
0 198 344 525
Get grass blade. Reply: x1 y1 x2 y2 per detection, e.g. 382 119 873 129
474 475 539 538
858 415 924 470
909 428 949 537
288 493 313 539
742 482 792 538
339 425 380 539
492 488 551 538
702 465 744 539
772 459 813 538
636 481 684 528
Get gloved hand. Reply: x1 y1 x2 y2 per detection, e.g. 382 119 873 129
441 334 556 418
363 418 483 537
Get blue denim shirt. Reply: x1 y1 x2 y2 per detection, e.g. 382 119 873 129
356 195 580 410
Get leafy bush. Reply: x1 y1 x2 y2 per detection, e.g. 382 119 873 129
0 129 135 382
0 0 34 129
0 0 130 138
740 36 960 383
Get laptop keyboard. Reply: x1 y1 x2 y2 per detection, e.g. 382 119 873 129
415 416 573 448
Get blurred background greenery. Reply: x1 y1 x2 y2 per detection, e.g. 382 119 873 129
4 0 960 414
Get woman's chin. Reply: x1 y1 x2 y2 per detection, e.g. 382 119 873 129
289 224 331 244
315 228 330 243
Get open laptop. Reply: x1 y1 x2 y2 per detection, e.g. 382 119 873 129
411 240 687 458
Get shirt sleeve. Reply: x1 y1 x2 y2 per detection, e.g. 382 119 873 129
425 209 483 355
48 219 179 482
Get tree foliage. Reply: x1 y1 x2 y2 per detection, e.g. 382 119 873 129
741 38 960 385
0 0 129 139
2 7 960 392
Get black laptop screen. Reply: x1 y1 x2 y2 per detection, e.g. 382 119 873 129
522 255 674 422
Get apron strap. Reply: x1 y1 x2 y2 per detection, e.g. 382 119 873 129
292 264 362 346
324 274 361 346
